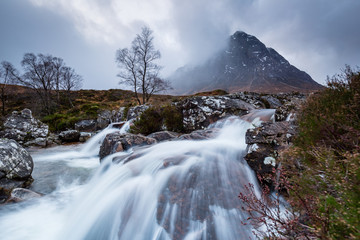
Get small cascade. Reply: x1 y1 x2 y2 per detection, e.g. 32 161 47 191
80 120 131 156
0 116 263 240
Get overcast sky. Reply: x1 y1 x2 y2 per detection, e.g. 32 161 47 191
0 0 359 89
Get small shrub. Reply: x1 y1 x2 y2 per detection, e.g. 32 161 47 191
130 105 184 135
130 107 163 135
42 113 80 132
162 105 184 132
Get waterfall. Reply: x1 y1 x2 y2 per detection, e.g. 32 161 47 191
0 117 261 240
80 121 131 156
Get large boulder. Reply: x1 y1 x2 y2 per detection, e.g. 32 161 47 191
58 130 81 142
178 96 255 131
112 107 126 122
0 109 49 146
99 132 157 160
96 110 113 130
0 139 34 203
244 121 296 188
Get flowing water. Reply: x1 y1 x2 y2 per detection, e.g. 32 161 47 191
0 116 265 240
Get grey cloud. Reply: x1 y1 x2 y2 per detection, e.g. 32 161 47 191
1 0 359 89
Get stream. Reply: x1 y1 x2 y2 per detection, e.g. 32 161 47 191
0 116 264 240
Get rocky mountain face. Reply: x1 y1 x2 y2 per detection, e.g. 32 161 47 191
170 31 324 94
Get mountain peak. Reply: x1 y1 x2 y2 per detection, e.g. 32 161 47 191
170 31 324 95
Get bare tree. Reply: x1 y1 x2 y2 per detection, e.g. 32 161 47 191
6 53 82 114
116 27 171 104
60 66 83 107
0 61 16 115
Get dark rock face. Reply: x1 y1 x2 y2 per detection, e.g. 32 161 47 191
170 31 323 94
0 139 34 203
58 130 81 142
75 120 97 132
0 109 49 146
178 95 255 131
99 132 157 160
244 121 296 187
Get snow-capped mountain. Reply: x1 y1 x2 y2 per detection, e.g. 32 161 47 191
169 31 324 94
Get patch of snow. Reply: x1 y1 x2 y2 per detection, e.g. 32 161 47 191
248 144 259 154
264 156 276 167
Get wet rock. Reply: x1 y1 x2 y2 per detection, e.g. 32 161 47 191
6 188 43 203
127 105 150 120
244 121 296 188
0 109 49 146
99 132 157 160
79 132 93 142
178 96 255 131
58 130 80 142
147 131 180 142
178 128 221 140
75 119 97 132
228 92 266 109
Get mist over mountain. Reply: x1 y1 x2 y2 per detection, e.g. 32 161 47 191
169 31 324 94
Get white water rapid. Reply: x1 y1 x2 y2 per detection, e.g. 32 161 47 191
0 117 262 240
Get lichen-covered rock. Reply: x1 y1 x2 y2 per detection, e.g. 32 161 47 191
99 132 157 160
178 96 255 131
24 137 47 147
0 139 34 203
112 107 126 122
0 109 49 145
58 130 80 142
275 93 306 121
0 139 33 179
127 105 151 120
75 119 97 132
228 92 266 109
244 121 296 188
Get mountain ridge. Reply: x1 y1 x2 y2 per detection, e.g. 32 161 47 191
169 31 324 94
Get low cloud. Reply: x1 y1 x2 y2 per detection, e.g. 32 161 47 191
21 0 360 85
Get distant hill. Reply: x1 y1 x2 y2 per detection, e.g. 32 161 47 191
169 31 324 94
